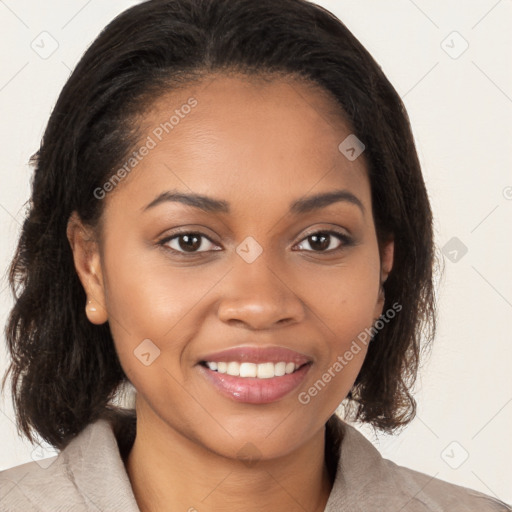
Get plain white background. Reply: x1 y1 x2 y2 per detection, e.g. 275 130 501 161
0 0 511 504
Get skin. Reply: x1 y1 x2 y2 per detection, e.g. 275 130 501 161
67 74 393 512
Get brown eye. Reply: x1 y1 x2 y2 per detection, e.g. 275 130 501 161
161 232 219 254
295 230 353 253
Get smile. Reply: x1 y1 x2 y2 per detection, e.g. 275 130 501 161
197 346 313 404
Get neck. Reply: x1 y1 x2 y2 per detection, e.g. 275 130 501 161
123 405 334 512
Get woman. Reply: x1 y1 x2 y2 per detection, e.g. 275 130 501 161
1 0 510 510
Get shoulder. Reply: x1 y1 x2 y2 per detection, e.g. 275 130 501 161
0 412 139 512
384 458 512 511
325 415 512 512
0 454 85 512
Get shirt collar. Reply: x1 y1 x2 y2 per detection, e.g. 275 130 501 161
56 410 419 511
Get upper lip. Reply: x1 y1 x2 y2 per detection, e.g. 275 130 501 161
199 346 312 365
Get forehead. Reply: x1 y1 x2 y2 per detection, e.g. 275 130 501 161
103 74 371 219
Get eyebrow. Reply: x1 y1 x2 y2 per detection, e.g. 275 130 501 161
143 189 365 215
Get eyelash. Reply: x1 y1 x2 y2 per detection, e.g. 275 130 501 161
157 229 354 257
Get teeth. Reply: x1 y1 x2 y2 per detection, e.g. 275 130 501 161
240 362 257 377
285 362 295 374
275 362 286 376
226 361 240 376
257 362 274 379
205 361 300 378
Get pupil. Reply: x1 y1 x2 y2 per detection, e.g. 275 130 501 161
310 233 329 251
179 234 201 252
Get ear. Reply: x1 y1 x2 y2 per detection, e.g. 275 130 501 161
380 237 394 284
66 211 108 325
374 237 394 317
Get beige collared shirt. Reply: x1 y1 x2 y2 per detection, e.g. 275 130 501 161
1 412 510 511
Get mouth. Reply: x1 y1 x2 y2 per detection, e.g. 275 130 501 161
197 346 313 404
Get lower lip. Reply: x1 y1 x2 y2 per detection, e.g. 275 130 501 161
198 363 312 404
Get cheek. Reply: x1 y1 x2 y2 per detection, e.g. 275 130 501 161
101 255 206 411
99 234 195 364
298 251 381 339
296 278 376 415
293 250 380 402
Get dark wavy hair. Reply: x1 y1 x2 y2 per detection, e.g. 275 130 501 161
2 0 435 450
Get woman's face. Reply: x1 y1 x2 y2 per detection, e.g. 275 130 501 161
72 74 393 460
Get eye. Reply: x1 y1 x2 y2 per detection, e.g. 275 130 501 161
158 228 353 257
159 232 220 254
294 230 353 253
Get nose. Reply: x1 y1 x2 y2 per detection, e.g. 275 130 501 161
217 256 306 331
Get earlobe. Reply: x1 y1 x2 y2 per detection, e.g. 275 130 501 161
85 298 108 325
66 212 108 325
